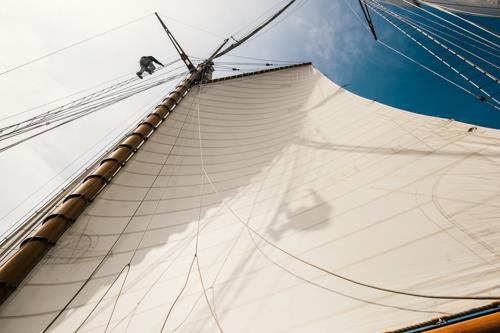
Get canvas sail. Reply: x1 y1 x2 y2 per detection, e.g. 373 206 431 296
0 64 499 332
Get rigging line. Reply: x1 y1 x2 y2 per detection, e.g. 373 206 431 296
194 68 225 332
214 0 297 59
244 0 310 46
0 61 181 134
395 0 500 49
0 72 187 152
0 13 153 78
373 5 500 73
160 256 197 333
0 78 175 153
74 264 131 332
376 40 498 110
214 62 276 66
231 0 292 38
199 166 500 301
244 224 448 315
1 78 148 138
192 53 299 64
368 2 500 106
157 89 213 333
157 13 225 40
379 0 500 55
425 2 500 40
0 58 181 123
395 12 500 69
0 78 136 138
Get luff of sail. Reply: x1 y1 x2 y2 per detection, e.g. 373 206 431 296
0 64 499 332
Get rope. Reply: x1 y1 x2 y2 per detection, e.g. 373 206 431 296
394 12 500 70
0 68 187 153
377 41 482 104
343 0 498 110
425 2 500 40
382 0 499 56
396 0 500 49
367 1 500 107
0 59 181 140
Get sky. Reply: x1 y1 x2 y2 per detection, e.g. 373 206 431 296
0 0 498 236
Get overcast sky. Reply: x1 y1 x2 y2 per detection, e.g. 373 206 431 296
0 0 498 235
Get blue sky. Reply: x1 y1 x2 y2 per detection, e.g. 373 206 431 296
0 0 498 234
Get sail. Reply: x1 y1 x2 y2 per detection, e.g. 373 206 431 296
383 0 500 17
0 64 499 332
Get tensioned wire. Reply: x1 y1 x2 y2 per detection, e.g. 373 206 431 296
396 0 500 49
0 60 183 141
392 12 500 70
367 0 499 85
378 0 500 57
342 0 499 110
0 68 189 153
242 0 310 47
0 68 183 143
367 2 500 108
160 65 225 333
425 2 499 39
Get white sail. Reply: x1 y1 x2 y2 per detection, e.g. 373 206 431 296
383 0 500 17
0 64 499 332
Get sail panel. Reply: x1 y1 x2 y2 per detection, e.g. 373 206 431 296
0 64 499 332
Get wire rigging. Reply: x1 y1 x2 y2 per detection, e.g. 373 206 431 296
393 12 500 70
0 62 187 153
366 0 500 108
423 2 500 40
397 0 500 49
383 1 500 56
